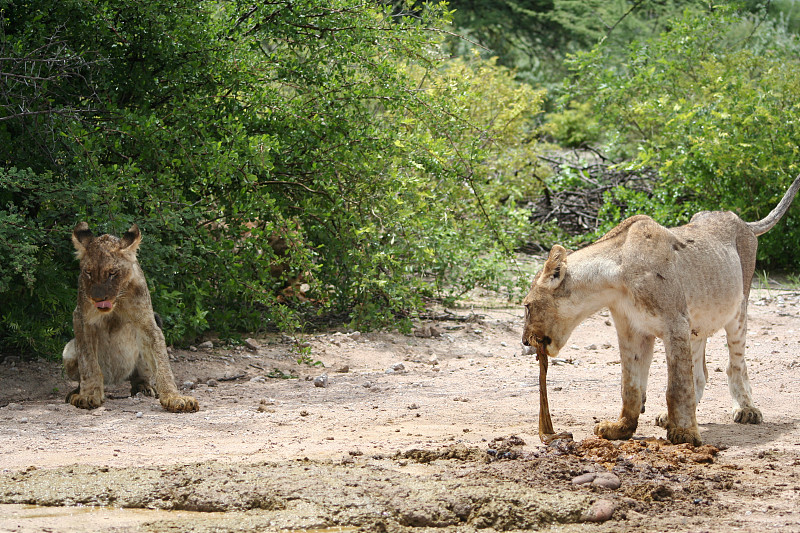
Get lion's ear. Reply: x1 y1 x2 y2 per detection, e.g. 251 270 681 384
72 222 93 259
120 224 142 253
537 245 567 290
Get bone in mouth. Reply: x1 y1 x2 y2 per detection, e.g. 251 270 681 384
536 341 573 444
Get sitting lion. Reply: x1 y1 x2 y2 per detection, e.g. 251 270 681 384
62 222 198 413
522 176 800 445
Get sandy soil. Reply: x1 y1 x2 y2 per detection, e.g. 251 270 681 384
1 287 799 532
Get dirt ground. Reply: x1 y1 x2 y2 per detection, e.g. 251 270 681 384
1 286 799 532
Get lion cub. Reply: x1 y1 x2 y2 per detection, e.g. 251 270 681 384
62 222 198 412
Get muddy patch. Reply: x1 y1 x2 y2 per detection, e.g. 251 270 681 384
0 437 769 532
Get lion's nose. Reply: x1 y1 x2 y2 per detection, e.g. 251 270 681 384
521 337 530 347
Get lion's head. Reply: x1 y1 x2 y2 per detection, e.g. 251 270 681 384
521 244 574 358
72 222 142 314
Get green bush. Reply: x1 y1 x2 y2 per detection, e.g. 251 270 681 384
0 0 545 357
569 7 800 265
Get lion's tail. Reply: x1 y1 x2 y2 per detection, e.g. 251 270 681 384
747 174 800 236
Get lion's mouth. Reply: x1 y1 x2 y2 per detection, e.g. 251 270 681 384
94 300 114 311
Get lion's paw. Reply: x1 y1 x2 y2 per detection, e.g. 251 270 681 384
666 426 702 446
655 412 668 428
131 383 156 397
66 388 104 410
733 407 762 424
160 394 199 413
594 420 635 441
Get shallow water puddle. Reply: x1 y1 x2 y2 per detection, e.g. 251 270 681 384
0 504 358 532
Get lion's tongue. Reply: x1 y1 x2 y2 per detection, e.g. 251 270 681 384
95 300 113 310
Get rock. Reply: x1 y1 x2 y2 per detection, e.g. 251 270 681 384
6 403 22 411
135 412 143 418
182 380 195 390
572 473 597 485
250 376 266 383
314 374 329 388
243 338 260 351
429 325 443 337
334 365 350 373
198 341 214 351
581 499 616 522
414 326 432 338
386 362 406 374
188 345 198 352
407 403 420 410
572 471 621 490
593 473 621 490
586 344 598 350
19 417 28 423
207 379 219 387
349 331 362 341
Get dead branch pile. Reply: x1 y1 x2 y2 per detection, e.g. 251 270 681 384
529 149 656 239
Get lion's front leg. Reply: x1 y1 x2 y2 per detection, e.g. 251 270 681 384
145 322 199 413
63 336 105 409
595 320 654 441
662 324 702 446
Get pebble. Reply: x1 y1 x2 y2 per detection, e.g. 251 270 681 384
135 412 143 418
593 473 622 490
198 341 214 351
334 365 350 373
585 344 598 350
250 376 266 383
6 403 22 411
314 374 329 388
244 338 260 351
571 472 621 490
349 331 362 341
182 381 195 390
19 417 28 423
386 363 406 374
189 345 198 352
207 379 219 387
581 499 616 522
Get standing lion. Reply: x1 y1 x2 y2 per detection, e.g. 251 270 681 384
62 222 198 412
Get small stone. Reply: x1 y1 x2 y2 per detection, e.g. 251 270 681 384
408 403 420 410
250 376 266 383
592 473 621 490
429 325 443 337
243 338 260 351
45 404 60 411
207 379 219 387
300 410 310 417
189 345 198 352
6 403 22 411
500 341 508 347
135 412 143 418
581 499 616 522
90 406 106 417
19 417 28 423
386 363 406 374
334 365 350 373
182 381 195 390
314 374 329 388
586 344 598 350
572 473 597 485
198 341 214 351
414 326 432 338
349 331 362 341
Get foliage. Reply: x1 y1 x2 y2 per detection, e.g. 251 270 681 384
568 6 800 267
445 0 711 90
0 0 545 357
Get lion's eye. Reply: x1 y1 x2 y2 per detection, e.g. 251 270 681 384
82 270 92 280
109 269 119 279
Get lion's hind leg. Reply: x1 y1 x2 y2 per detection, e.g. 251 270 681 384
724 305 762 424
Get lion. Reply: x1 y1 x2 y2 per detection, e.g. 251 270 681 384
62 222 199 413
522 176 800 445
